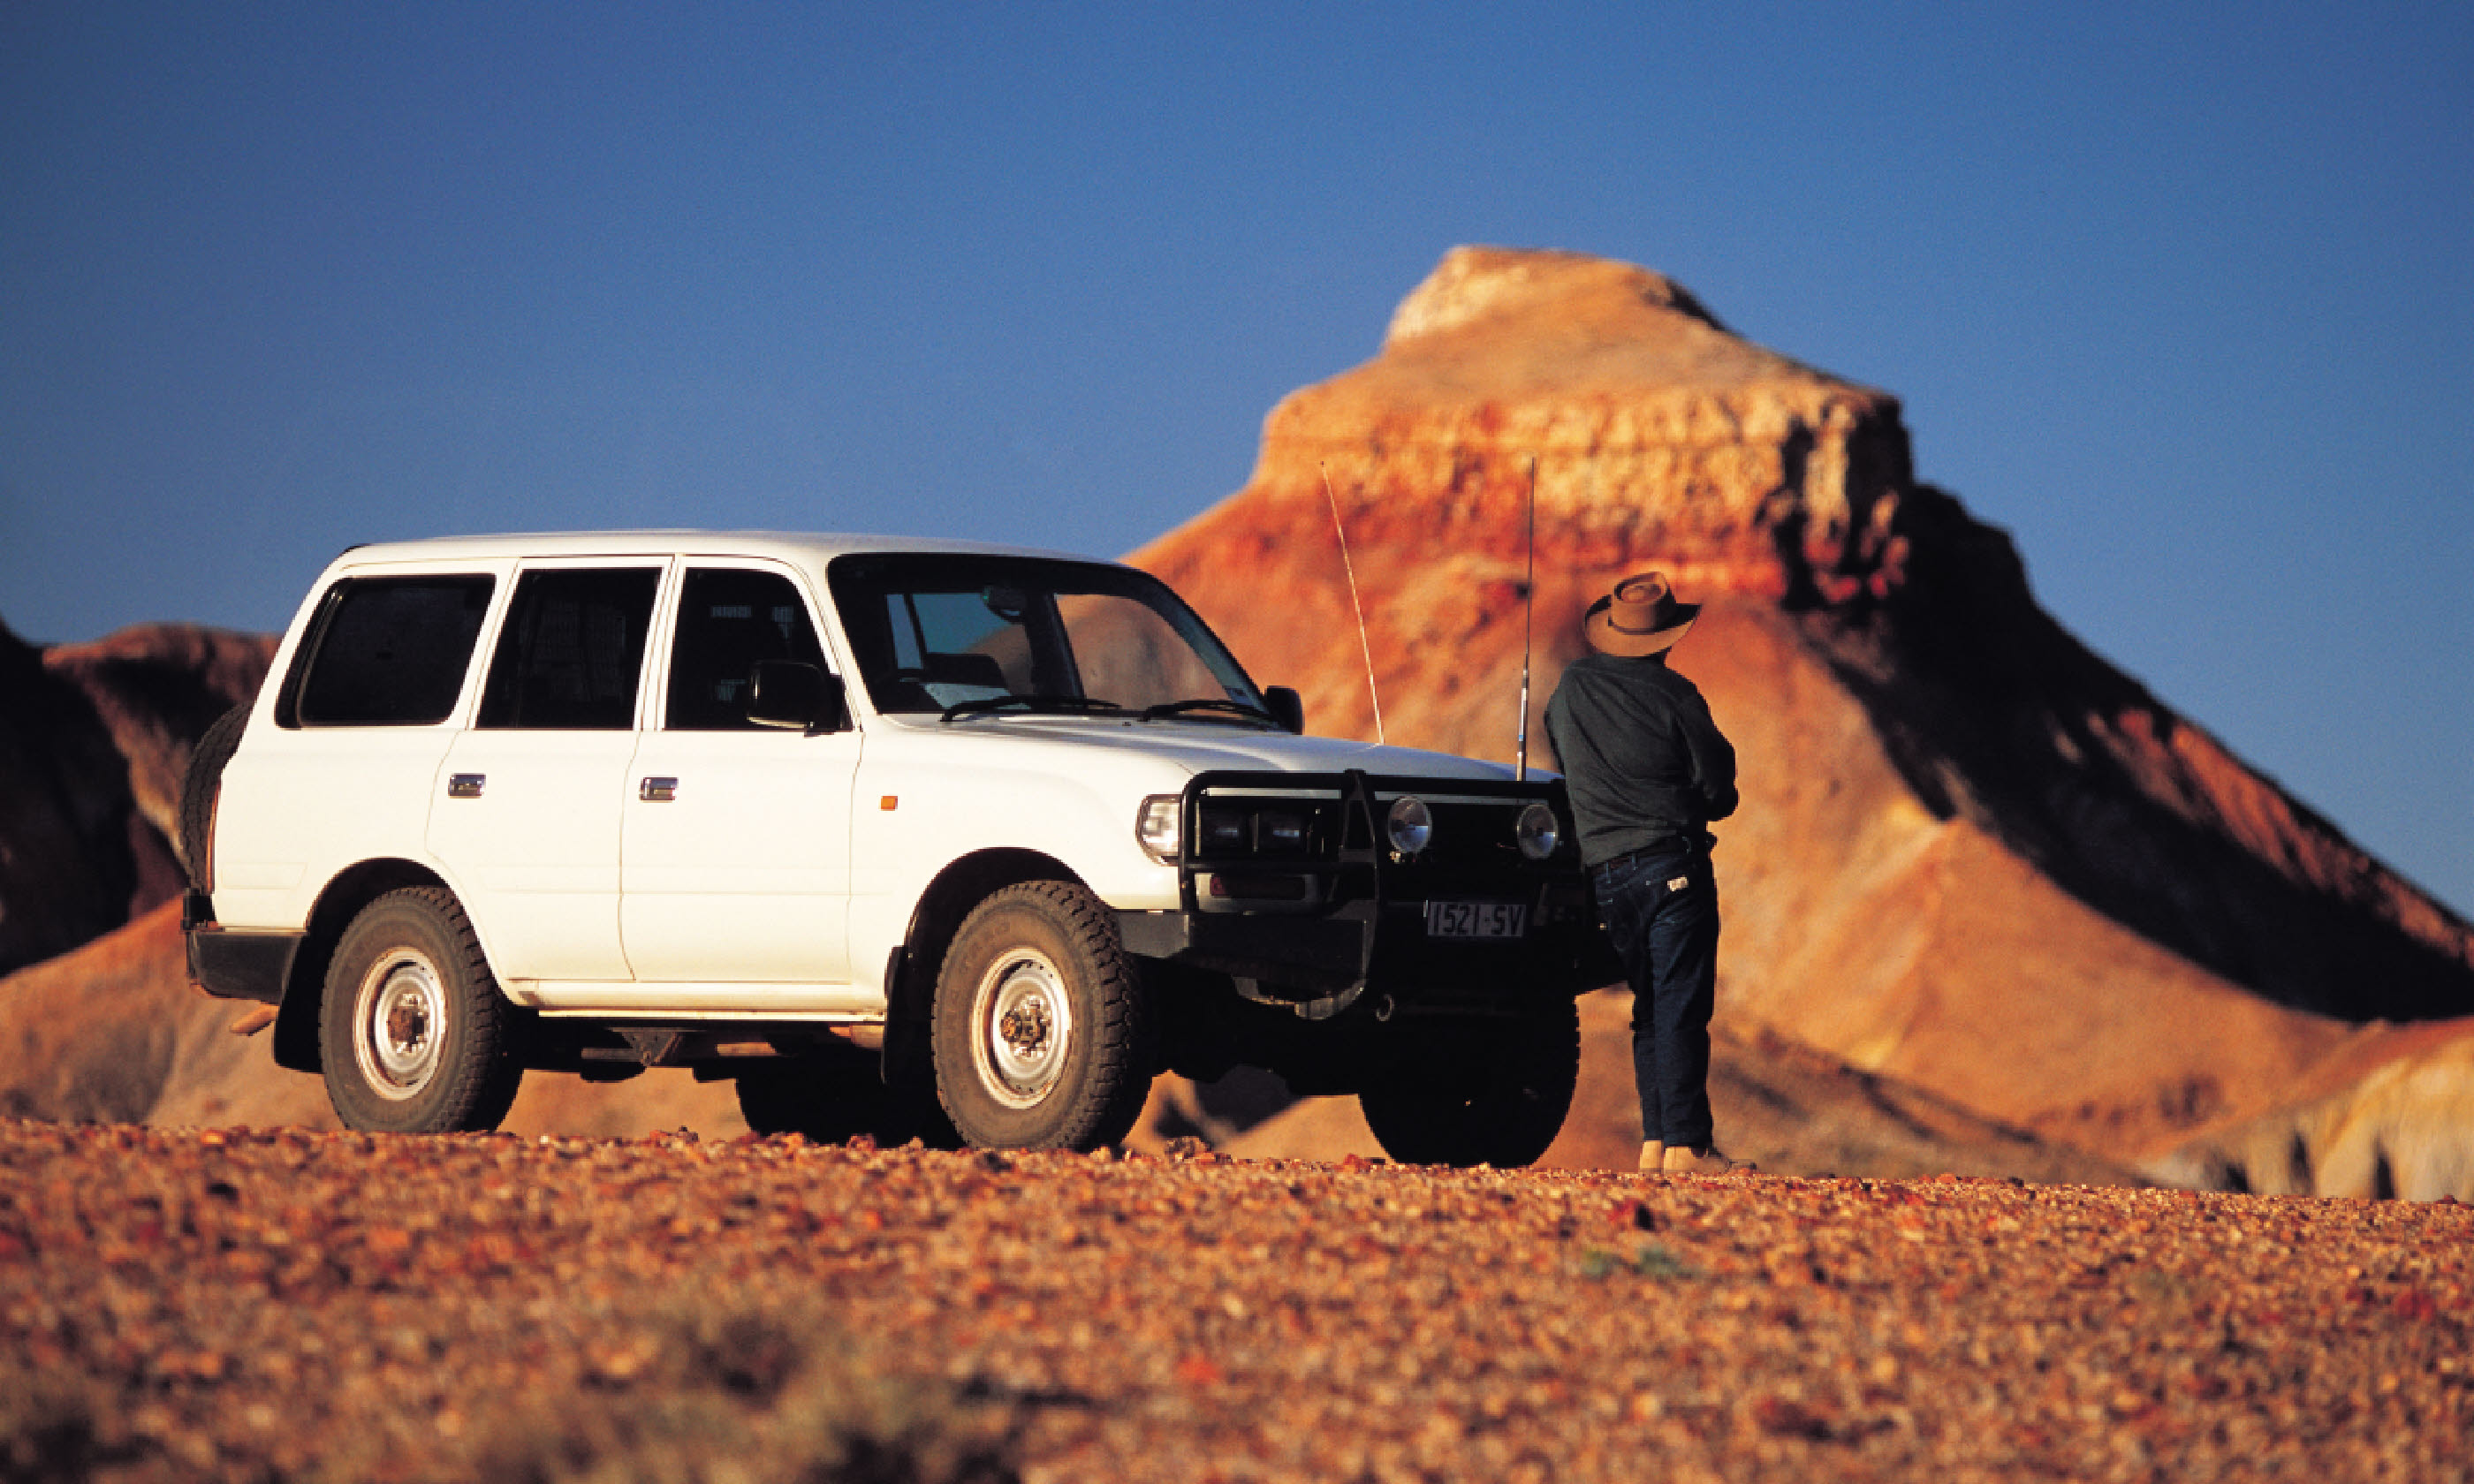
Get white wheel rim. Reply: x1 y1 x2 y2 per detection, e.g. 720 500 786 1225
969 949 1073 1109
353 949 447 1102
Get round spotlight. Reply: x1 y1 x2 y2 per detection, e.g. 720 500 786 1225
1385 795 1432 855
1515 801 1560 861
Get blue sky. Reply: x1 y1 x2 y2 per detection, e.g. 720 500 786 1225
4 3 2469 914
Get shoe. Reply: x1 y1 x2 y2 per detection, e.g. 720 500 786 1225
1662 1145 1755 1175
1637 1140 1665 1172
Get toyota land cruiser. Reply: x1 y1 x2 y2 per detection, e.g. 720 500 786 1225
182 533 1610 1164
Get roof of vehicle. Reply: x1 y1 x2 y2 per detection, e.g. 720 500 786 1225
324 530 1110 569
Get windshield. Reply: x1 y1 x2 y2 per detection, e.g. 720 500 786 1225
827 553 1267 719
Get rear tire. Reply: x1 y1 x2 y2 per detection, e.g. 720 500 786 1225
320 888 524 1134
177 704 248 890
930 881 1150 1151
1359 999 1581 1168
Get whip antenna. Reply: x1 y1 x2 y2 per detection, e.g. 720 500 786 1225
1319 462 1385 745
1517 454 1537 780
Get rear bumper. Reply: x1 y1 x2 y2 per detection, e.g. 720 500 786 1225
184 891 300 1004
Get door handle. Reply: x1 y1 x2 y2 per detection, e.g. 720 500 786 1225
447 774 485 799
640 776 679 802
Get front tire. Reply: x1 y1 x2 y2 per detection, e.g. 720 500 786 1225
320 888 524 1134
930 881 1150 1151
1359 999 1581 1168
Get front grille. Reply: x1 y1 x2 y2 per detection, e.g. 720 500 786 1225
1405 799 1531 868
1180 769 1580 910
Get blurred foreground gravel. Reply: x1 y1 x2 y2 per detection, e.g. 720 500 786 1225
4 1117 2469 1482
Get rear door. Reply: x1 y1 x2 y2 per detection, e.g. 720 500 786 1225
427 559 664 985
619 560 860 985
213 566 500 932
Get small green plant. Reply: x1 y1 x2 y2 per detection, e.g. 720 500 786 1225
1578 1242 1695 1281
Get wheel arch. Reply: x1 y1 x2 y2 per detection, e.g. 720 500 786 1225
271 859 458 1074
892 848 1086 1012
882 848 1086 1089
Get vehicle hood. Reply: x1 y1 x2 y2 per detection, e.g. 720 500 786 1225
877 716 1531 784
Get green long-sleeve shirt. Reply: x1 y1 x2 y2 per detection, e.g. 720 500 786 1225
1543 652 1738 867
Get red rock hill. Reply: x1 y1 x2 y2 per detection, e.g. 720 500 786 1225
1134 246 2474 1169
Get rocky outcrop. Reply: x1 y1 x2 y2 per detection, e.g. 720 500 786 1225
2148 1018 2474 1200
42 622 280 874
0 617 275 978
1239 246 1914 602
0 619 160 977
1135 246 2474 1168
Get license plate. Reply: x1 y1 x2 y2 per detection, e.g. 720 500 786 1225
1424 900 1528 940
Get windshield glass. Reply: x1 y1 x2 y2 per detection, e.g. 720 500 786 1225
827 553 1266 717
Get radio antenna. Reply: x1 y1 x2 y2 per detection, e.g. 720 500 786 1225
1319 462 1385 745
1516 454 1537 780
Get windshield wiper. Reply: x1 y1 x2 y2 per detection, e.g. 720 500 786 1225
940 693 1128 723
1138 698 1281 726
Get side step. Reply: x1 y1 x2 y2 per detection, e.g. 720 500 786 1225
560 1024 884 1081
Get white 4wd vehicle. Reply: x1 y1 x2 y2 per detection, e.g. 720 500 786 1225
185 533 1609 1164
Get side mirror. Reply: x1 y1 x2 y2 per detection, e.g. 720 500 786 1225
1264 685 1305 735
747 661 845 733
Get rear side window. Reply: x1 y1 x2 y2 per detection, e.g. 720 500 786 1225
290 575 497 726
476 567 661 730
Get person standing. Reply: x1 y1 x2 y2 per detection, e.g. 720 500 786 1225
1544 572 1750 1175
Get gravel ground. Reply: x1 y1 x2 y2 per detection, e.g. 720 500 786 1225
4 1117 2468 1483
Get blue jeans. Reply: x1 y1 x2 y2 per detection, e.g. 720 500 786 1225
1591 845 1719 1151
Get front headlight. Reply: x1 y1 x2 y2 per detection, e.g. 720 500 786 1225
1135 794 1180 864
1515 801 1560 861
1385 795 1432 856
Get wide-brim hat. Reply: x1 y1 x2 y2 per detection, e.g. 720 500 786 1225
1582 571 1700 657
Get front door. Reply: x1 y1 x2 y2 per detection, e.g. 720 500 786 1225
620 562 859 985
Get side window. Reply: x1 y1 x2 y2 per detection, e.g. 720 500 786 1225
855 583 1061 710
664 567 830 730
894 590 1038 699
475 568 661 730
289 575 496 726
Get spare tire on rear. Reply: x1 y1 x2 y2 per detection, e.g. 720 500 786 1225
178 703 250 892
